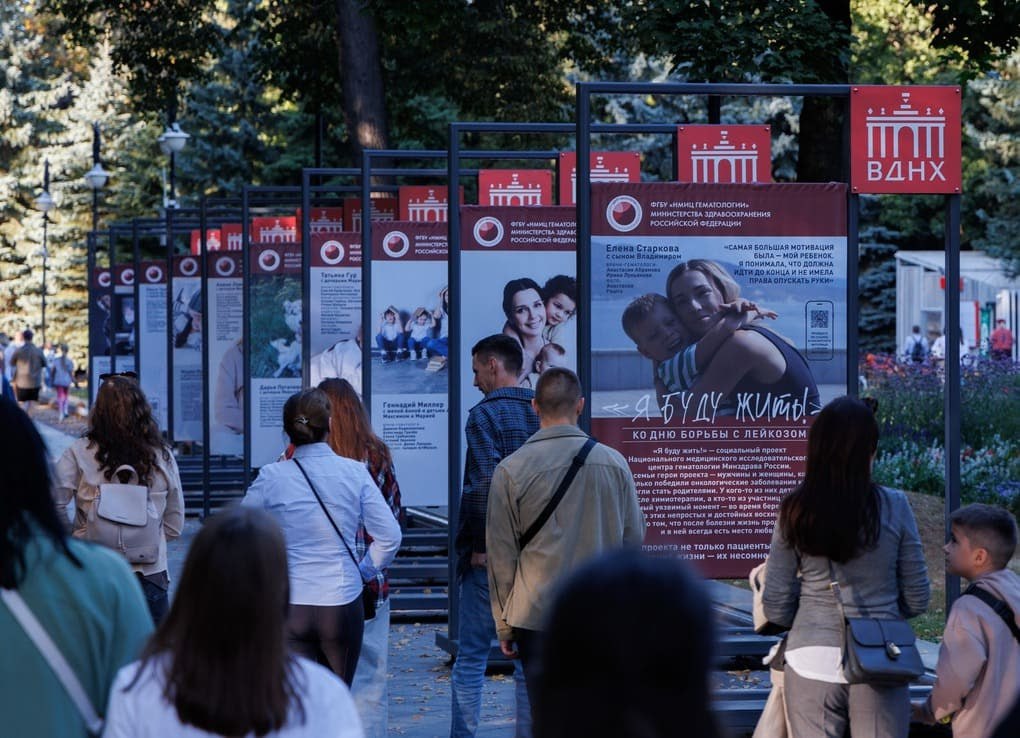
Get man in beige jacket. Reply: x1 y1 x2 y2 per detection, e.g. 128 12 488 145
486 367 646 711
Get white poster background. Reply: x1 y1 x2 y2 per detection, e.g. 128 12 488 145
207 253 244 456
137 263 168 429
171 264 203 442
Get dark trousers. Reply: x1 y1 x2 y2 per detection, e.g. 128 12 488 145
513 627 543 724
136 572 169 626
287 599 365 685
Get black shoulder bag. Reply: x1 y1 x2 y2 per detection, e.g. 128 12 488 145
293 457 378 620
518 436 597 550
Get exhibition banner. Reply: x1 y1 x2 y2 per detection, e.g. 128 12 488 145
590 182 847 577
398 186 451 223
676 125 772 184
370 222 450 507
190 229 223 254
171 255 203 442
89 266 138 401
300 206 345 236
206 251 245 456
309 232 363 389
477 170 553 206
248 243 303 468
557 152 641 206
88 267 112 402
251 216 298 244
458 205 577 463
344 198 397 232
137 260 168 428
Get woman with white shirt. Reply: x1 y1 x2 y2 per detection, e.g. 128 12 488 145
762 397 930 738
242 388 402 685
104 506 364 738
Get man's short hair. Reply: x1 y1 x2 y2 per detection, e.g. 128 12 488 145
534 367 582 418
472 334 523 376
950 503 1019 570
621 294 669 342
22 329 33 341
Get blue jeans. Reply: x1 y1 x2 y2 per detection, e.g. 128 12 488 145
451 567 531 738
351 599 390 738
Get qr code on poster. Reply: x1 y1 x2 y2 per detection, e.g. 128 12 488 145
810 309 829 329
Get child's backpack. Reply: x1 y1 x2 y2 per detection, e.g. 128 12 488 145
85 465 161 565
911 336 926 363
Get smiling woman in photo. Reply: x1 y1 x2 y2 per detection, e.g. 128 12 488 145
501 277 548 383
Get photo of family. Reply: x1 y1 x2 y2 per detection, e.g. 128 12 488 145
497 274 577 387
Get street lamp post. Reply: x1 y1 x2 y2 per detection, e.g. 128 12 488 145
84 122 110 233
35 160 55 346
158 117 189 210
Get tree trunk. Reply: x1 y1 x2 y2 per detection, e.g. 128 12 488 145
335 0 389 155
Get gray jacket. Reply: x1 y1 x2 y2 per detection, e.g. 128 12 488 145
763 486 930 651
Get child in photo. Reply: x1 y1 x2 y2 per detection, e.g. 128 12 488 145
522 342 569 389
376 305 407 362
621 293 775 397
541 275 577 345
405 307 434 361
914 504 1019 738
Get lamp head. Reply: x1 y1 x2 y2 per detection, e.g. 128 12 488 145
159 122 189 154
84 162 109 190
35 189 55 213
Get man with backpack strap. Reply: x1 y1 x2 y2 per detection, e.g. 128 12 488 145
902 324 929 364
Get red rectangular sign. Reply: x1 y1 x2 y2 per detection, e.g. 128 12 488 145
251 216 298 244
190 228 223 254
299 207 345 235
676 125 772 184
850 85 961 194
310 232 362 268
557 152 641 205
478 169 553 206
344 197 398 232
399 186 450 222
221 223 243 251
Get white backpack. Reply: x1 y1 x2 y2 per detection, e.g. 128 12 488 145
85 465 161 565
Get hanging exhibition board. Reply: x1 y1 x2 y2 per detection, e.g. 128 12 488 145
398 186 451 222
676 126 773 184
589 182 847 577
344 197 397 232
370 221 450 507
190 228 223 254
137 260 168 428
557 152 641 206
206 251 245 456
248 243 303 467
309 232 363 389
89 266 134 401
458 205 578 442
170 254 203 442
477 170 554 206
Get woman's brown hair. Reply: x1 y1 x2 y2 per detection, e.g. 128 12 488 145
86 375 170 484
778 396 881 563
283 388 330 446
130 507 302 735
317 378 392 472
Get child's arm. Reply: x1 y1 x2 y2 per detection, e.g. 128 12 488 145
404 317 414 332
919 605 989 724
692 299 776 372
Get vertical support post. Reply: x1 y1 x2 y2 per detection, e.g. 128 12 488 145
944 193 962 612
847 194 860 396
199 199 211 519
576 88 592 432
165 207 175 443
241 187 252 488
361 151 373 416
446 125 462 643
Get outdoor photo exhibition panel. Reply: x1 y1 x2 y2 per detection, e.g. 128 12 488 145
137 259 168 428
205 250 245 457
88 265 117 401
589 181 848 578
308 230 363 388
370 221 449 507
457 205 578 464
247 242 303 468
171 254 203 442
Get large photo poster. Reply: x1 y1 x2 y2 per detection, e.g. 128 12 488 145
248 243 303 468
590 182 847 577
309 232 362 389
137 260 168 428
171 255 203 442
458 206 577 448
370 222 449 507
206 251 244 456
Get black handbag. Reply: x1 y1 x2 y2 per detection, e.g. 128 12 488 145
293 458 378 620
829 561 924 685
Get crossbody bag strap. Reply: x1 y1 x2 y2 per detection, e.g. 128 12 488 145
1 588 103 736
292 457 361 573
519 436 597 550
963 584 1020 645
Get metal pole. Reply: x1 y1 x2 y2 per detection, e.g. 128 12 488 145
41 214 48 346
169 152 176 208
944 193 962 612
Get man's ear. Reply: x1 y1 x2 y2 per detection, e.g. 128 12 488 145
973 546 990 568
575 396 585 418
531 398 540 416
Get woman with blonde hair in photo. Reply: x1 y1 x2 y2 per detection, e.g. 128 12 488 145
53 372 184 625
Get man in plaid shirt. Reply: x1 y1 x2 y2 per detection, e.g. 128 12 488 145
452 334 538 738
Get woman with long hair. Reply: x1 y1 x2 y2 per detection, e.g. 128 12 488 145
103 506 364 737
1 397 152 736
318 377 403 738
242 389 401 686
665 259 819 412
501 277 548 382
53 372 185 624
763 397 930 737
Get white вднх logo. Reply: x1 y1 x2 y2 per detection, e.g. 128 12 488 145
606 195 642 232
320 240 345 265
472 217 504 247
258 249 281 272
382 231 410 259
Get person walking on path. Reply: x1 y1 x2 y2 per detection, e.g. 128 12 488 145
0 397 153 737
53 372 185 625
49 343 75 420
11 328 47 411
3 329 23 382
452 334 539 738
990 319 1014 361
901 325 928 364
486 367 646 713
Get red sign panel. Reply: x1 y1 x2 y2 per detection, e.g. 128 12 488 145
343 198 398 233
399 186 449 222
249 244 302 275
251 216 298 245
310 232 362 268
557 152 641 205
190 228 223 254
220 223 243 252
850 85 961 194
676 125 772 184
460 206 575 251
372 222 449 261
299 207 345 236
478 169 553 207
